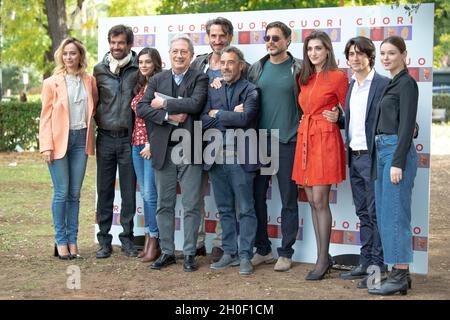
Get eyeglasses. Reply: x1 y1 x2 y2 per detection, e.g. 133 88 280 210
264 35 281 42
170 49 190 56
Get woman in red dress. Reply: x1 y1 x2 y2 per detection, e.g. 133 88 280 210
292 31 349 280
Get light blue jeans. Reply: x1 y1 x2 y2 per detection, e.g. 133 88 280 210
48 128 88 245
375 134 418 264
132 144 158 238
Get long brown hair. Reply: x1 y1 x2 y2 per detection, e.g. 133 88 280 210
53 37 87 76
299 31 338 85
381 35 407 69
133 47 162 95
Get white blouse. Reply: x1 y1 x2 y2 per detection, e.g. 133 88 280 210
65 74 88 130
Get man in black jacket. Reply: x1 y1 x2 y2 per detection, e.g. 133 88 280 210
247 21 302 272
137 34 208 272
94 24 138 259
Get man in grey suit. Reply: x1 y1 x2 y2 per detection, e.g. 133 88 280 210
137 34 208 272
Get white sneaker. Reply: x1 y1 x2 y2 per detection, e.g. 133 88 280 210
274 257 292 272
251 252 275 266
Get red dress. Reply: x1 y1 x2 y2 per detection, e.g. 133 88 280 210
292 69 349 186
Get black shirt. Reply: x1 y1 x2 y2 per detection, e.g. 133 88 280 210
376 68 418 169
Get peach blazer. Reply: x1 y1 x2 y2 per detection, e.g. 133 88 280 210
39 73 98 159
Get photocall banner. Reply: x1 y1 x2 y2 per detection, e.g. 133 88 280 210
95 4 433 274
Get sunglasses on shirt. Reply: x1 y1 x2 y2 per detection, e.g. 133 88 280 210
264 35 282 42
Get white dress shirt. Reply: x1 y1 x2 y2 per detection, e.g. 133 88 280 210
349 68 375 151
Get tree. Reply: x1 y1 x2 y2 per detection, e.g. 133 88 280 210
2 0 88 79
105 0 159 17
157 0 340 14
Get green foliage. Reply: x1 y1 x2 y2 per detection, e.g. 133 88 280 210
2 1 50 75
0 101 41 151
1 65 41 96
105 0 159 16
433 0 450 67
1 0 99 76
433 94 450 121
157 0 340 14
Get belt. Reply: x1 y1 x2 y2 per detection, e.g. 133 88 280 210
351 149 369 156
300 114 329 179
99 128 128 138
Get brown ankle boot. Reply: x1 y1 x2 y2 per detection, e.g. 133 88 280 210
142 237 161 263
138 233 150 258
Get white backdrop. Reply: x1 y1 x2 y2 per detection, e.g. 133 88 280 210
95 4 434 274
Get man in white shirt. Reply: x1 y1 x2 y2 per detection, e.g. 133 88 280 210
339 37 390 287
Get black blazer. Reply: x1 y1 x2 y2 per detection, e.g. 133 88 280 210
136 68 208 170
343 71 390 167
201 77 260 172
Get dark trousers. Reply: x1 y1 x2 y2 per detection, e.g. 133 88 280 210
96 130 136 247
254 141 299 258
349 153 384 268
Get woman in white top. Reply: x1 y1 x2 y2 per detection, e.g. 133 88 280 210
39 37 98 259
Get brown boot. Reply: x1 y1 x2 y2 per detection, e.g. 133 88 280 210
142 237 161 263
138 233 150 258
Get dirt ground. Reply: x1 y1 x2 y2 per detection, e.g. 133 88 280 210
0 152 449 300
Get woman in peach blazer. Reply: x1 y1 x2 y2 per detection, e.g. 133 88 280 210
39 37 98 259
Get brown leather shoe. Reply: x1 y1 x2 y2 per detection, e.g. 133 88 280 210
142 237 161 263
210 246 224 263
195 245 207 257
138 233 150 258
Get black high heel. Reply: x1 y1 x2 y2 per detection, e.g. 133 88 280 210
54 244 72 260
305 264 331 281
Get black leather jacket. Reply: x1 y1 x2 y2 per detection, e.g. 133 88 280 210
94 51 138 136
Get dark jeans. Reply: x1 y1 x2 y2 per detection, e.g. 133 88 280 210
349 153 384 268
96 130 136 247
209 163 257 260
254 140 299 258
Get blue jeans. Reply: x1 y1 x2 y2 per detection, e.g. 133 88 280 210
132 145 158 238
48 128 88 245
375 134 417 264
209 162 257 260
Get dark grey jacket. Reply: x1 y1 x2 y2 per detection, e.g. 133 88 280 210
136 68 208 170
94 51 138 139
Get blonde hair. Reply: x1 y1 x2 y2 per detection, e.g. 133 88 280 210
53 37 88 76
